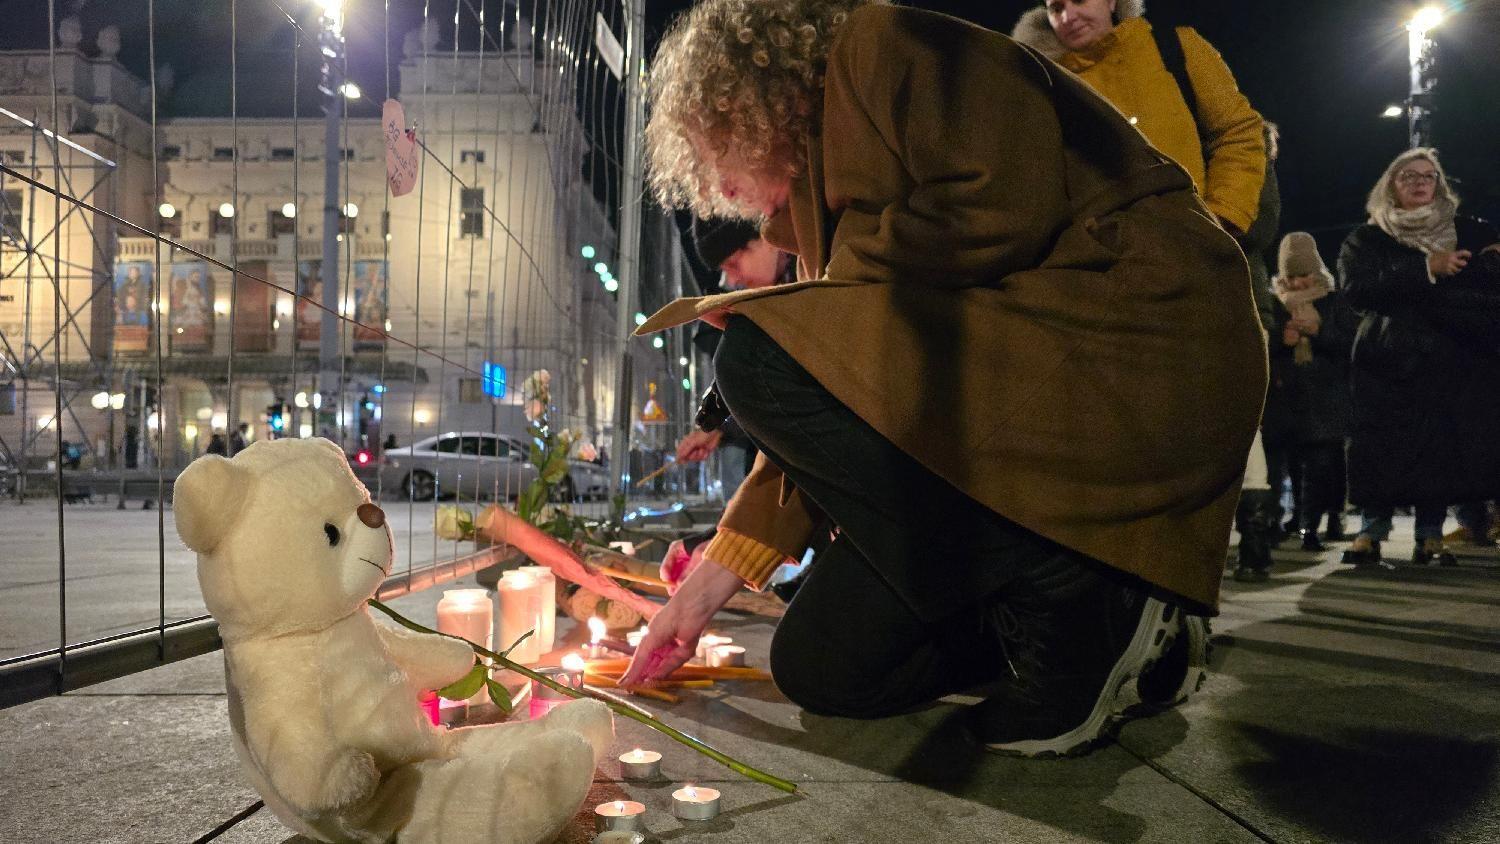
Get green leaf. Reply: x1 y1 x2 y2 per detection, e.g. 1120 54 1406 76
529 441 545 468
437 662 487 701
517 481 547 523
485 677 514 714
498 629 535 660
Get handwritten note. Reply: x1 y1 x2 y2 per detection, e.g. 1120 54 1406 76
383 99 418 197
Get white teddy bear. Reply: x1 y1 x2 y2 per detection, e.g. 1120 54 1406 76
175 438 613 843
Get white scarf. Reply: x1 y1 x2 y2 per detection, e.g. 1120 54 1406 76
1371 200 1458 256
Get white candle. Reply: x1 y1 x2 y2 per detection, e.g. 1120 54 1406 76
695 634 732 662
496 570 542 665
435 589 492 704
618 748 662 780
671 785 721 821
588 616 608 658
706 644 746 668
518 564 557 652
594 799 646 833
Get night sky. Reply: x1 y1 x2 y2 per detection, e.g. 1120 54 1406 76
3 0 1497 251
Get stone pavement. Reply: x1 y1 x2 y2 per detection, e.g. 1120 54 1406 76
2 520 1498 843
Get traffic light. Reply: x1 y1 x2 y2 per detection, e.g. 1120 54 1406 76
266 401 287 436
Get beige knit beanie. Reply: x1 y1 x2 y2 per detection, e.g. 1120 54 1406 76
1277 232 1327 279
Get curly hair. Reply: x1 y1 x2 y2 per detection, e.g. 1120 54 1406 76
646 0 881 219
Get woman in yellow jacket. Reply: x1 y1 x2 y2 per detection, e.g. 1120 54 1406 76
1013 0 1266 235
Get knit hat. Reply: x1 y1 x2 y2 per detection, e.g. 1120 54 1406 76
691 217 760 270
1277 232 1328 279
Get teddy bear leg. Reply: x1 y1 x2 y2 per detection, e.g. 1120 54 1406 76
395 729 597 844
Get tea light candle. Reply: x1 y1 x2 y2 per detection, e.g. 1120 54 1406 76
618 748 662 780
591 832 645 844
695 634 732 662
706 644 746 668
496 570 542 665
672 785 721 821
528 665 581 720
626 626 648 649
594 799 646 833
517 564 557 652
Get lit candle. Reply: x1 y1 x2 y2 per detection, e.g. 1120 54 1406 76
561 652 588 682
671 785 721 821
591 832 645 844
588 616 608 659
626 626 648 649
518 564 557 652
436 588 492 704
618 748 662 780
695 634 732 662
594 799 646 833
496 570 542 665
706 644 746 668
418 690 440 725
528 665 581 720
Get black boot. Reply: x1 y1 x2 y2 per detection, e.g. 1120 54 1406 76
1323 514 1347 542
1340 535 1384 567
1234 489 1277 581
1300 529 1327 552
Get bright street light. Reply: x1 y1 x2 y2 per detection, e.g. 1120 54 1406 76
594 262 608 274
339 82 361 100
652 336 665 349
633 312 647 326
679 356 689 367
282 202 297 218
1410 6 1444 34
343 202 359 218
1382 105 1404 119
218 202 235 218
603 278 619 293
581 245 596 259
110 393 125 410
91 391 110 410
158 202 176 218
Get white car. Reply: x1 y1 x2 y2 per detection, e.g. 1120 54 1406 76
379 431 610 502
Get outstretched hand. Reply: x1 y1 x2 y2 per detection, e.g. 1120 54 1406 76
620 559 744 686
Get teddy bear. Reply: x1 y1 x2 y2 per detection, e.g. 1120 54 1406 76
174 437 613 843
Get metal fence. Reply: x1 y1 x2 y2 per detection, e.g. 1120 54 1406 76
0 0 709 708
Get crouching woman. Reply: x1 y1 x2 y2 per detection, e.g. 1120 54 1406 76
622 0 1266 755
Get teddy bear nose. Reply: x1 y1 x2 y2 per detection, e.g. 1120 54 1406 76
357 503 386 529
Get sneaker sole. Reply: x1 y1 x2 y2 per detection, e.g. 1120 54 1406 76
984 597 1180 758
1140 614 1210 708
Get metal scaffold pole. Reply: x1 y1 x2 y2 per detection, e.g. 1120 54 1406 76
612 0 647 497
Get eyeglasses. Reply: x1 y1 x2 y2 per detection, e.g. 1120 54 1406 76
1396 171 1439 185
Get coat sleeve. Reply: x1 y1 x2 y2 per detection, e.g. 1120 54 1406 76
1310 293 1359 360
1180 28 1265 234
1338 227 1430 315
705 451 821 589
819 6 1071 289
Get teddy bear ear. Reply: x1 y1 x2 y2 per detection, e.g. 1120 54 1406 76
174 455 252 554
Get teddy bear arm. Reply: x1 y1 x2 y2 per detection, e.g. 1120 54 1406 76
374 622 477 690
243 699 380 814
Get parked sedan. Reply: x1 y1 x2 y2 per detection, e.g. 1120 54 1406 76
379 431 610 502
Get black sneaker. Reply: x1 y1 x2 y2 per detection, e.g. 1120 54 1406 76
970 561 1181 758
1340 536 1383 567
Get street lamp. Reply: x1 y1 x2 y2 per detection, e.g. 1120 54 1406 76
1406 5 1444 147
157 202 176 218
1381 104 1404 119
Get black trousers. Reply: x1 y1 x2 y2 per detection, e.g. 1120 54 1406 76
714 317 1096 718
1297 442 1346 533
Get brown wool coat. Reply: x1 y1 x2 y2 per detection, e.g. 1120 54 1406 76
640 6 1267 613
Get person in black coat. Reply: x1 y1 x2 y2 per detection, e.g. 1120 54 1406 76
1338 148 1500 568
1269 233 1357 553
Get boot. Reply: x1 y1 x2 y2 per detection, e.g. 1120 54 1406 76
1412 537 1458 567
1233 489 1277 581
1300 529 1327 552
1340 534 1384 567
1323 513 1347 542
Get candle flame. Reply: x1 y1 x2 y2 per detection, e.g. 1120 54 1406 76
685 785 697 798
614 800 625 812
588 616 606 643
561 652 586 672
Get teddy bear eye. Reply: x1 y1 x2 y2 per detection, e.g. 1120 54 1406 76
324 523 341 547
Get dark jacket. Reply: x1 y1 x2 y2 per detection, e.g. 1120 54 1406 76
1339 216 1500 507
1268 291 1357 445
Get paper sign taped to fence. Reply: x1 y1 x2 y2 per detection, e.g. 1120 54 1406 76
596 13 624 81
383 99 418 197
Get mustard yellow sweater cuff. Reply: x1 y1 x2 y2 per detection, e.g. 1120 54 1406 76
704 529 787 591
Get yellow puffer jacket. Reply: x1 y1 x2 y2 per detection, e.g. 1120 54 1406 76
1014 15 1266 234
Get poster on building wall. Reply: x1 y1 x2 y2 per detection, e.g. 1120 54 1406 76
234 261 274 353
168 261 213 354
296 260 322 349
113 261 153 354
351 260 388 349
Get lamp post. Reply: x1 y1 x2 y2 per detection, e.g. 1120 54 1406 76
1406 6 1444 148
317 0 345 443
